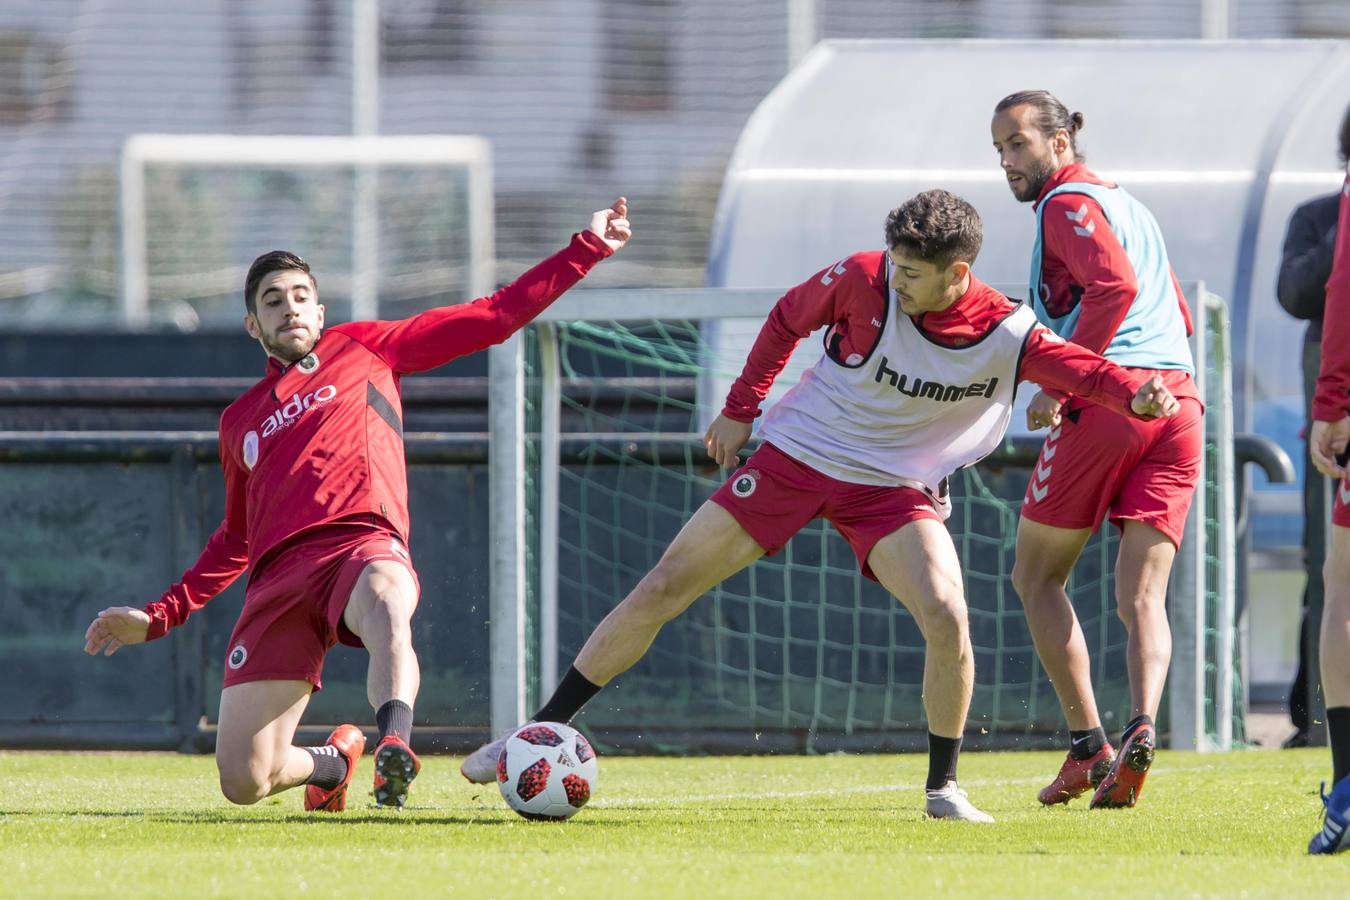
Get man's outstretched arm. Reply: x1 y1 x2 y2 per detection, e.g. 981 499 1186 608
341 199 631 374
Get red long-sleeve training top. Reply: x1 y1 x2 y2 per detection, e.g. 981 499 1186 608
142 230 612 640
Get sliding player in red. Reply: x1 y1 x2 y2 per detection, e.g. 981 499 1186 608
83 199 631 811
1306 118 1350 854
461 189 1179 823
992 91 1203 809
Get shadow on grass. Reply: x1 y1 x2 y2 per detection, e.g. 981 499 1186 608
0 807 621 828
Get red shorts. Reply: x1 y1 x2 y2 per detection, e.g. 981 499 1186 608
1334 476 1350 528
221 524 418 691
1020 395 1203 546
709 442 942 581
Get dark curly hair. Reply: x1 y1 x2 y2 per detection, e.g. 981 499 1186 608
884 190 983 268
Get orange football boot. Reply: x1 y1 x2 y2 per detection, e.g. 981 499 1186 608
303 724 366 812
373 734 421 809
1038 742 1116 805
1090 722 1156 809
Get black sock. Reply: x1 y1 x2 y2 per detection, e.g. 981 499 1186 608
1329 706 1350 784
532 666 603 724
376 699 414 742
1069 727 1107 760
303 745 347 790
1121 713 1154 744
926 732 962 791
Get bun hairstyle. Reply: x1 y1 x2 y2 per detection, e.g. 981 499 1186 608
995 90 1086 161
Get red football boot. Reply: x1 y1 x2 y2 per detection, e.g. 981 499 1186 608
303 724 366 812
1038 742 1116 805
1090 722 1156 809
373 734 421 809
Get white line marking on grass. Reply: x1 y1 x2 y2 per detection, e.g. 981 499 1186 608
590 760 1254 810
594 774 1049 808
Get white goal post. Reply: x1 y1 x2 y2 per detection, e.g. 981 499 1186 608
488 284 1237 751
119 134 494 326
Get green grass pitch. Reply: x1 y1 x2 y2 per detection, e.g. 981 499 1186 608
1 748 1343 897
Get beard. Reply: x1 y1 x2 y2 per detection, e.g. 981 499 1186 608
261 327 318 363
1010 158 1057 202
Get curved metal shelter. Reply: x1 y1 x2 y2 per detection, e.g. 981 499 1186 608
707 39 1350 545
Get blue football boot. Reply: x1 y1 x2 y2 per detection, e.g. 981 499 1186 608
1308 773 1350 855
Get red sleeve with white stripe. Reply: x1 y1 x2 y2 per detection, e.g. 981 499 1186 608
141 431 250 641
1018 327 1148 419
1314 169 1350 423
721 256 859 422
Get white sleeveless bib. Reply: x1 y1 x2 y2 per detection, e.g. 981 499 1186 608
758 290 1037 515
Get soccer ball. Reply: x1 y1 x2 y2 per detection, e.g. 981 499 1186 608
496 721 598 821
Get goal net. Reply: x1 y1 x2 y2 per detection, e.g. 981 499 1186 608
490 285 1239 752
119 134 493 328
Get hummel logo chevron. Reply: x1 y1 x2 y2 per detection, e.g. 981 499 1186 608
1340 478 1350 505
1065 203 1096 237
819 259 848 286
1029 426 1062 503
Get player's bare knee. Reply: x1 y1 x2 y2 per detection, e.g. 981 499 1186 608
1011 557 1065 601
353 562 417 621
216 760 268 805
219 778 266 806
1114 598 1158 631
1115 603 1136 630
1116 590 1164 630
363 587 416 639
1010 559 1036 598
919 594 969 648
628 562 694 623
380 580 417 618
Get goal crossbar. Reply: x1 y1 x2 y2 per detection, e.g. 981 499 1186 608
119 133 494 326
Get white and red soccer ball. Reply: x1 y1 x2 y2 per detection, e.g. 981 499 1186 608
496 721 598 820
